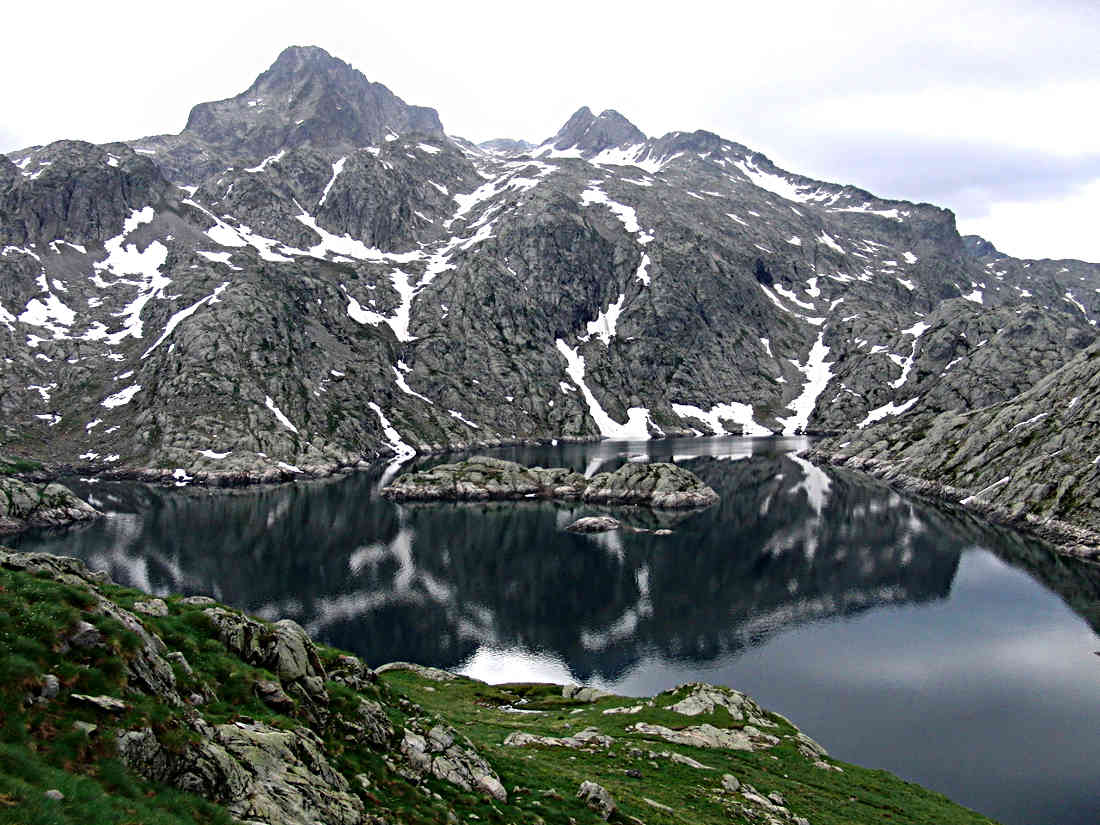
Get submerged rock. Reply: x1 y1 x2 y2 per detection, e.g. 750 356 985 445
565 515 622 533
382 457 717 510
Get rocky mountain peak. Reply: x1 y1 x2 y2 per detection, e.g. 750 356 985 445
545 106 646 156
136 45 444 182
961 234 1001 259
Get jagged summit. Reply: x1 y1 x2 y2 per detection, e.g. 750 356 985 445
478 138 535 156
131 45 444 182
540 106 646 157
961 234 1001 259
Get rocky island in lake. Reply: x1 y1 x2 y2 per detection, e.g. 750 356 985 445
381 456 720 509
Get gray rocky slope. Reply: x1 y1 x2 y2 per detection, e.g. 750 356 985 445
2 45 1099 521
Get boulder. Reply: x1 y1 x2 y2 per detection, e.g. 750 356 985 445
664 682 774 727
117 717 364 825
400 721 507 801
375 661 459 681
577 780 617 820
628 721 779 752
503 727 614 749
134 598 169 616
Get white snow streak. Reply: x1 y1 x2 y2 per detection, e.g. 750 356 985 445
318 156 347 207
858 397 919 428
141 282 229 359
265 396 300 434
777 332 833 435
671 402 771 437
367 402 416 459
555 339 652 440
101 384 141 408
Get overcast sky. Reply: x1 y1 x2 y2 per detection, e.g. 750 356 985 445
5 0 1098 261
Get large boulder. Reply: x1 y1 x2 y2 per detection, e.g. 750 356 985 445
117 718 365 825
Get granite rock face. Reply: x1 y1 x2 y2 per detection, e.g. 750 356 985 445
814 340 1100 557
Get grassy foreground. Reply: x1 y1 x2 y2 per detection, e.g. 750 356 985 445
0 550 999 825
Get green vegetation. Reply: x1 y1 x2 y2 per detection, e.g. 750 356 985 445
0 457 42 477
0 554 1000 825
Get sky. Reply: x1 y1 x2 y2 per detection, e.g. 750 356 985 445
4 0 1099 262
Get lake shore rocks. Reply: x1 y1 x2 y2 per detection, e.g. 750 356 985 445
381 456 718 509
0 476 100 534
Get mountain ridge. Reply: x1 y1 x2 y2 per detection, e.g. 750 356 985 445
2 45 1099 556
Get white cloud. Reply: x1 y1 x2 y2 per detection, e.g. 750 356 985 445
959 178 1100 263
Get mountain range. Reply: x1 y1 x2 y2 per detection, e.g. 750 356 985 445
3 45 1099 554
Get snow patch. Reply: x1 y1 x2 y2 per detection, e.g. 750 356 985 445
555 339 652 440
265 396 300 434
671 402 771 437
776 332 833 435
858 397 919 428
101 384 141 408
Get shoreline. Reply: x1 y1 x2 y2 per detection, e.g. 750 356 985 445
10 434 1097 563
811 450 1100 563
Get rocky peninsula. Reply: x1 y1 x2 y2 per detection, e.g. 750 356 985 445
381 456 720 509
0 475 100 534
0 548 1001 825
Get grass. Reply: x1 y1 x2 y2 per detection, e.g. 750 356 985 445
0 558 1002 825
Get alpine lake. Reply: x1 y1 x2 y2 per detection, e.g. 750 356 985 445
12 436 1100 825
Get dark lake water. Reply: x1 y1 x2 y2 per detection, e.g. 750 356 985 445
12 437 1100 825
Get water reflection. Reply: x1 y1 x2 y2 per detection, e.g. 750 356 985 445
12 437 1100 825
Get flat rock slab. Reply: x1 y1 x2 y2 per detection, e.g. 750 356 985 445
382 457 718 510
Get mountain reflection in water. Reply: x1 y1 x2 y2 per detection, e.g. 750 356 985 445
12 437 1100 825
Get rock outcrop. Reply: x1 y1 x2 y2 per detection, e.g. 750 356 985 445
0 476 100 534
381 456 718 509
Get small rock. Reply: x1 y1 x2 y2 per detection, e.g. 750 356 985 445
70 693 128 712
562 684 613 702
565 516 621 533
166 651 194 677
73 721 97 735
768 791 786 806
643 797 674 813
188 693 205 706
625 768 642 778
44 789 64 801
794 818 811 825
577 780 617 821
133 598 169 616
40 673 60 700
69 620 103 649
254 679 295 712
721 773 741 792
179 595 216 607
